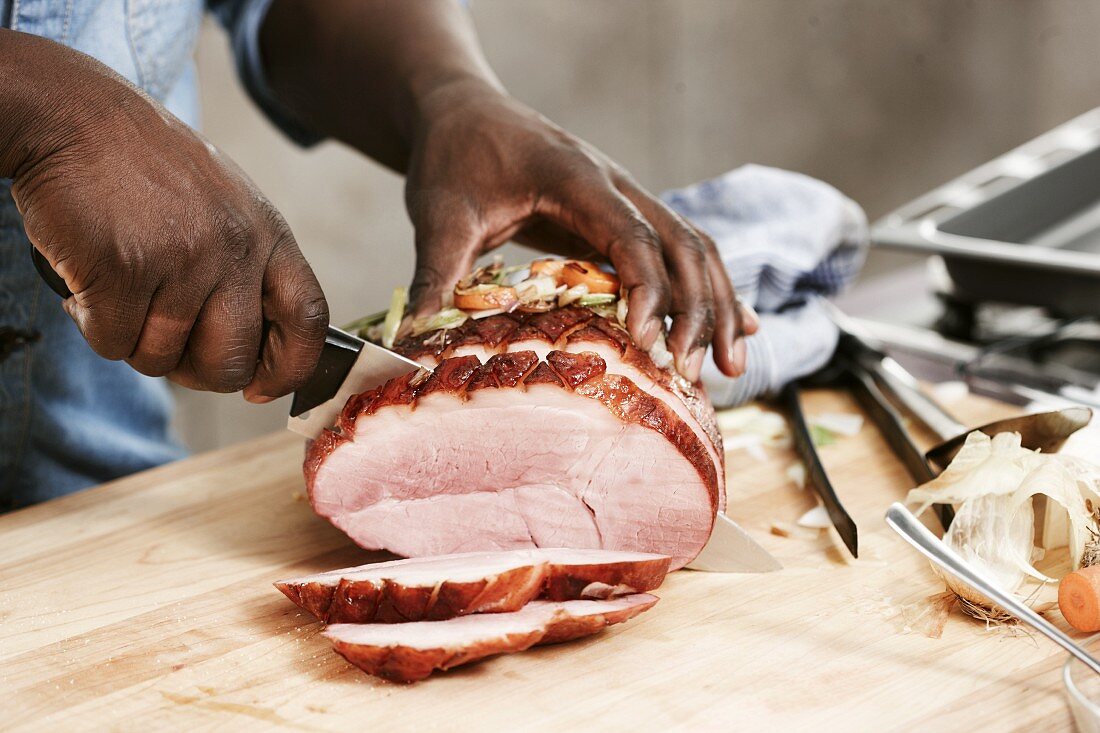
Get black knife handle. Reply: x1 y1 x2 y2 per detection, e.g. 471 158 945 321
288 327 362 418
31 246 73 299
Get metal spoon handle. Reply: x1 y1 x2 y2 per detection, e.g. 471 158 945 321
885 502 1100 676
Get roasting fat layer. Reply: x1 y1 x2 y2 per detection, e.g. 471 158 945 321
305 350 720 568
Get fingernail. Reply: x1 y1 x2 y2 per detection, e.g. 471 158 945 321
740 302 760 332
682 348 705 383
728 338 747 376
639 318 662 348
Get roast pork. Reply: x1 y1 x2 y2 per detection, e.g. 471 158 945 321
275 548 671 623
324 593 658 682
305 307 725 569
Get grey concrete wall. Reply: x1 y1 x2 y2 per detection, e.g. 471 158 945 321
173 0 1100 451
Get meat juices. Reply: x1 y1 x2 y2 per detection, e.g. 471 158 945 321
305 309 725 570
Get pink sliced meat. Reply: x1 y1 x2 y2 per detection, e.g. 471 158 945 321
275 548 671 624
396 308 725 507
306 349 721 569
324 593 658 682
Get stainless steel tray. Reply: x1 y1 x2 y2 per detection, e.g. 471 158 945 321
872 107 1100 316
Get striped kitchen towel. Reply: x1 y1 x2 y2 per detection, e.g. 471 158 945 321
662 164 868 407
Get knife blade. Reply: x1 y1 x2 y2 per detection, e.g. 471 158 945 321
29 245 420 439
287 327 421 438
686 512 783 573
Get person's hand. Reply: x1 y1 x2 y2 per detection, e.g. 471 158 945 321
1 33 328 402
404 79 758 383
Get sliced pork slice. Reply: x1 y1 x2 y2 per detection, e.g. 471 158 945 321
324 594 658 682
306 351 720 569
395 308 725 505
275 548 671 623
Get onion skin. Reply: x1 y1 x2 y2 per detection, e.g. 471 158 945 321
560 261 620 295
453 286 519 312
1059 566 1100 632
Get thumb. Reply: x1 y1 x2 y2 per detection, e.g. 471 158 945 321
407 208 483 319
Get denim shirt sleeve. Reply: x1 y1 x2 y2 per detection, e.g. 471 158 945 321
207 0 323 147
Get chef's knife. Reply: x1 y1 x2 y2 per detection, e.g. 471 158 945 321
29 246 420 438
686 512 783 573
286 327 421 438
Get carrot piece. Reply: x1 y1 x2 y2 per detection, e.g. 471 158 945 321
1059 566 1100 632
529 259 566 280
453 285 518 312
559 260 620 295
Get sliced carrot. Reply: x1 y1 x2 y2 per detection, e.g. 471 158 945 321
530 259 566 280
1059 566 1100 632
559 260 620 295
453 285 519 312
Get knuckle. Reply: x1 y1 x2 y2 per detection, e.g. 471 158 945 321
677 228 708 260
258 200 295 249
290 291 330 338
211 206 258 264
610 214 662 260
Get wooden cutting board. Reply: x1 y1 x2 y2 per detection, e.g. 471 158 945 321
0 389 1085 731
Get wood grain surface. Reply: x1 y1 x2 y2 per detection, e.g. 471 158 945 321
0 389 1085 731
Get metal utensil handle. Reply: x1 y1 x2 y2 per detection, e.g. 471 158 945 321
885 502 1100 677
843 359 937 485
841 334 967 441
781 381 858 558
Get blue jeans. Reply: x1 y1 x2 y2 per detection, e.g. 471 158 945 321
0 182 186 510
0 0 239 509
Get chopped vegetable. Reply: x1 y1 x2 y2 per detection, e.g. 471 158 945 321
771 521 825 540
905 430 1100 618
1059 566 1100 632
558 284 589 307
515 275 560 302
456 260 505 290
560 260 620 294
530 258 566 280
411 308 468 337
809 412 863 438
468 308 505 320
453 284 519 312
586 302 619 321
514 275 564 312
380 287 407 350
615 296 628 328
797 505 831 530
716 405 789 453
809 424 838 447
577 293 617 306
647 331 674 370
786 462 807 489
